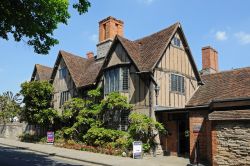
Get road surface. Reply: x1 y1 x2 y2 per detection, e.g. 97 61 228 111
0 144 98 166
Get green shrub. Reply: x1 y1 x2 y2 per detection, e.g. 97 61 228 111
115 137 133 150
19 133 45 143
39 136 47 143
128 112 166 151
143 143 150 152
83 127 129 147
54 130 66 143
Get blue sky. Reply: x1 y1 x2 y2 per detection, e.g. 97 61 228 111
1 0 250 94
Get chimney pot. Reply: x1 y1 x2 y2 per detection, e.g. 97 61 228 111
98 16 124 43
201 46 219 75
96 16 124 59
86 51 94 59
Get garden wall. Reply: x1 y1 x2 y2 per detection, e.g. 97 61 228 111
214 121 250 165
0 122 46 140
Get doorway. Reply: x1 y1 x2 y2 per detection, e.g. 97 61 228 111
178 119 189 157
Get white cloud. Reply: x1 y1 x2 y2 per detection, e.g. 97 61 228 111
89 34 98 43
215 31 228 41
235 32 250 45
137 0 155 5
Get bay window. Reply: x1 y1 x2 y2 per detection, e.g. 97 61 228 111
104 67 129 94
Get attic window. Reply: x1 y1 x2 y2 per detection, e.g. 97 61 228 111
171 74 185 94
59 67 67 79
173 37 181 47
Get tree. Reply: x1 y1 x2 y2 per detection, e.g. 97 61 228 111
128 112 166 152
100 92 132 129
61 88 102 140
0 91 21 123
20 81 53 124
2 91 22 104
0 0 91 54
35 108 60 127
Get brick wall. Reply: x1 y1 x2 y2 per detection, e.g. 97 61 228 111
99 16 123 42
189 111 210 164
202 46 218 73
211 122 217 166
213 121 250 165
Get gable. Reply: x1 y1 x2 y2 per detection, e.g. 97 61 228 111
52 58 75 91
107 43 131 68
153 27 201 84
156 31 196 78
31 64 52 81
153 30 200 108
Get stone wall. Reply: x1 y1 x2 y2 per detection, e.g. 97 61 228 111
214 121 250 165
0 123 46 140
0 122 27 140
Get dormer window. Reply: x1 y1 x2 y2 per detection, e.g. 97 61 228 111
104 67 129 94
59 67 67 79
173 37 181 47
171 74 185 94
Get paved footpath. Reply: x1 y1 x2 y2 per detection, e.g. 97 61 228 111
0 138 190 166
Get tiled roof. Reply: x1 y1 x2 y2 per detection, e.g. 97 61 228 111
117 22 179 72
187 67 250 106
52 50 103 88
78 57 103 87
31 64 52 81
209 109 250 120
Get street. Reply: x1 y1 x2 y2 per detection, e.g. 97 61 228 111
0 145 97 166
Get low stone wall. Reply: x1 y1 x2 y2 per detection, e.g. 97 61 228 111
215 121 250 165
0 123 46 140
0 122 27 140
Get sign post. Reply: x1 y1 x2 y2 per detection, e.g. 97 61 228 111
47 131 54 144
133 141 142 159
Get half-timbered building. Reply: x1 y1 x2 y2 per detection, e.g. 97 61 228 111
30 16 250 165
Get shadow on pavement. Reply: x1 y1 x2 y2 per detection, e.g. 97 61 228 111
0 146 83 166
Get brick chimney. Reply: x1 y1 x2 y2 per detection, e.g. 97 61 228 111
86 51 94 59
201 46 219 75
96 16 124 59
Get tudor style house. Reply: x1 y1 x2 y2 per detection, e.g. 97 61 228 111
31 64 52 81
31 16 250 165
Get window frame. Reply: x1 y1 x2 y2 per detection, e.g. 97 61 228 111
60 90 70 107
172 37 181 48
120 110 130 131
104 66 129 95
170 73 185 94
59 67 67 79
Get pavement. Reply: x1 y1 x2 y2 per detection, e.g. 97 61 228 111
0 138 190 166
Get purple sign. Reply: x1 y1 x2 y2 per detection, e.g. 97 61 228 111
47 131 54 144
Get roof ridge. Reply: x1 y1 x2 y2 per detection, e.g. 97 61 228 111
203 66 250 77
60 50 87 60
35 64 52 69
134 22 179 42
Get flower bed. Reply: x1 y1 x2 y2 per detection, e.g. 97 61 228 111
55 141 127 156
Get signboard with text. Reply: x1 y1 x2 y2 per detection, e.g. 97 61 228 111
47 131 54 144
133 141 142 159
